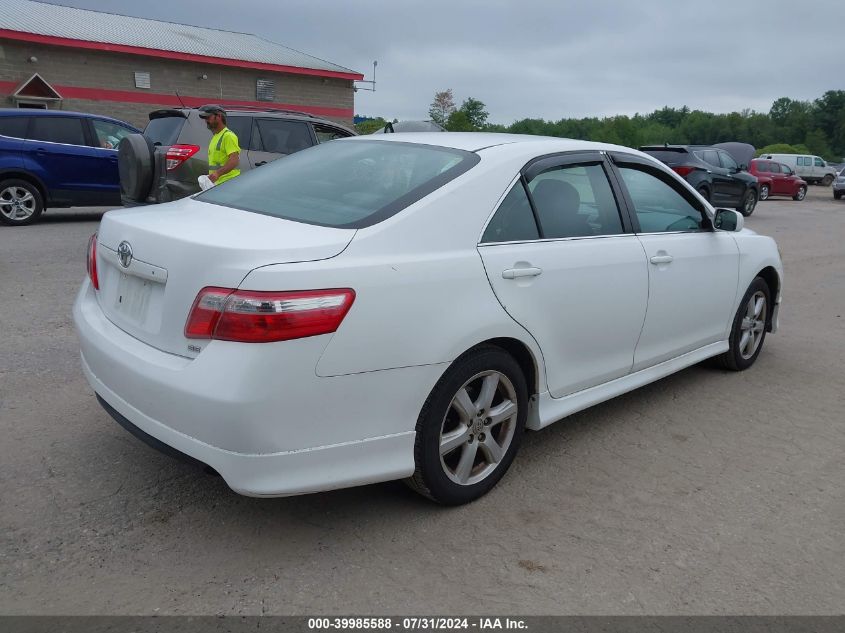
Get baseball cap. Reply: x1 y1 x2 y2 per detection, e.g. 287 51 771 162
198 104 226 118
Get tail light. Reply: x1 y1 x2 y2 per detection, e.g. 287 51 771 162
185 287 356 343
165 144 200 170
672 166 696 177
87 233 99 290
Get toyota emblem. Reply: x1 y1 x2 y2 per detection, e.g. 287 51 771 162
117 241 133 268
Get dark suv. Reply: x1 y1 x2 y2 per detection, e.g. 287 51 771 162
639 145 759 216
0 109 139 225
119 106 356 206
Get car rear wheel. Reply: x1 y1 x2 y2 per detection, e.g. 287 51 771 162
717 277 770 371
0 179 44 226
696 185 710 202
821 174 834 187
759 184 769 201
794 186 807 201
406 345 528 505
737 189 757 216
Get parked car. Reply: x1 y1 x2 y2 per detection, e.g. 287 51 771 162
834 169 845 199
118 106 357 206
0 109 139 225
748 159 808 201
75 133 783 505
372 120 446 133
639 144 759 216
757 153 837 186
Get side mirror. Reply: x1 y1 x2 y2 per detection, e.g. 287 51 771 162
714 208 744 232
739 163 748 171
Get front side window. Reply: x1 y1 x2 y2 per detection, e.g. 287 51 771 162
527 163 623 238
28 117 85 146
313 124 351 143
719 151 738 171
197 140 478 228
814 157 825 167
91 120 134 149
481 180 539 243
254 119 312 155
618 166 706 233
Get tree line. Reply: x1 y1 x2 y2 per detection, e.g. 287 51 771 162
356 90 845 161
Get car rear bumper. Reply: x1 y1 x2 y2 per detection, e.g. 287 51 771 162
73 279 435 496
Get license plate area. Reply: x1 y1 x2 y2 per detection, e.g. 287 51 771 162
114 272 153 323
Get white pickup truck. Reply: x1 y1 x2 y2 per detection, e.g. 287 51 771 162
758 153 837 185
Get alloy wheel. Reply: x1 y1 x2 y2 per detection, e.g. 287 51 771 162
744 191 757 215
739 291 767 360
439 370 518 486
0 186 36 221
759 185 769 201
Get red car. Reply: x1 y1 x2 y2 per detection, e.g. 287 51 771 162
749 159 808 201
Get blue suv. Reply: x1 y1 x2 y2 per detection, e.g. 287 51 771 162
0 109 140 226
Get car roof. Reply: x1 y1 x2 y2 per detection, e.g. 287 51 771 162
346 132 643 155
0 108 137 128
151 106 355 133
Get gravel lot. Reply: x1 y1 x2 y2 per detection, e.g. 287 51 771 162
1 190 843 615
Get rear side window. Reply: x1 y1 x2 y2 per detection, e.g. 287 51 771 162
0 116 29 139
254 119 312 154
768 162 781 173
699 150 721 167
28 117 85 145
527 163 623 238
197 140 479 228
754 161 769 173
144 116 185 145
618 166 706 233
226 116 253 151
481 181 539 243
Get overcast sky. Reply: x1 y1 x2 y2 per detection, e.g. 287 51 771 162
41 0 845 123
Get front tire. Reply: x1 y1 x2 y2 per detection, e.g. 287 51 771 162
737 189 757 217
794 186 807 201
406 345 528 505
821 174 834 187
717 277 771 371
0 179 44 226
759 184 770 201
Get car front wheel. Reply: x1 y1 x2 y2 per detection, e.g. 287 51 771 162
759 184 769 201
717 277 771 371
406 345 528 505
794 186 807 201
821 174 834 187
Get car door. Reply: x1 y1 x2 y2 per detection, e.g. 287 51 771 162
477 152 649 398
609 153 739 370
779 163 800 195
717 150 746 203
86 118 138 204
767 161 788 195
247 118 315 169
21 115 104 206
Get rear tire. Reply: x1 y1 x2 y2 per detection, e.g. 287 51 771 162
696 185 711 202
759 184 769 201
717 277 771 371
0 179 44 226
737 189 757 217
794 186 807 201
406 345 528 505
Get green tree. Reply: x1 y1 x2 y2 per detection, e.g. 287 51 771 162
458 97 489 129
444 110 474 132
354 117 388 135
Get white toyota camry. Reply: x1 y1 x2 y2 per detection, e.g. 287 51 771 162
74 133 783 505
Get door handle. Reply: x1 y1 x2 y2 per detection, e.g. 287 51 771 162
255 161 268 167
502 267 542 279
650 254 674 265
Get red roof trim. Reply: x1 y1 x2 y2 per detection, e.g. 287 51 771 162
0 80 353 119
0 29 364 81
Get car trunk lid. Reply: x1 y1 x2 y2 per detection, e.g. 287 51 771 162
95 197 355 357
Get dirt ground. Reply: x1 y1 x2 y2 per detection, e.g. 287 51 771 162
1 188 843 615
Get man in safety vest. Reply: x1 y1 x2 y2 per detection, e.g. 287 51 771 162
198 104 240 184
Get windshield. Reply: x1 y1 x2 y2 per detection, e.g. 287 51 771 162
196 140 479 228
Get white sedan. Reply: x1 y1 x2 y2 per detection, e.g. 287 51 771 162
74 133 783 505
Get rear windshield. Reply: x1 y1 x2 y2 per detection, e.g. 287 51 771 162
144 116 185 146
640 149 688 164
196 140 480 229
